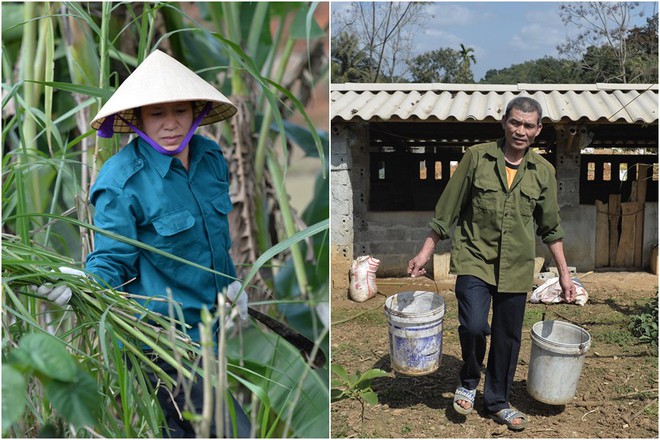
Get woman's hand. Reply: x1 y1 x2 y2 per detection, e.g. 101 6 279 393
31 267 86 306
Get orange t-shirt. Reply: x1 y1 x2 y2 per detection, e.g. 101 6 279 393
505 161 519 188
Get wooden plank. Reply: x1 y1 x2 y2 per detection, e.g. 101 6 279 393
608 194 621 265
634 203 645 267
595 200 609 267
615 202 641 267
633 164 648 267
634 164 649 202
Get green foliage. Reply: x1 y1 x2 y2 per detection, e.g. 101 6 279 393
406 48 461 83
331 364 388 407
628 294 659 353
331 32 372 83
1 366 26 433
556 2 658 83
2 333 103 434
331 2 428 83
481 57 582 84
227 327 329 438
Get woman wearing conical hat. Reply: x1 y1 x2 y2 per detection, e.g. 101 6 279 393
49 49 251 437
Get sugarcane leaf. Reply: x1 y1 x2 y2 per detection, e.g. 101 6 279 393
227 326 329 438
290 5 325 40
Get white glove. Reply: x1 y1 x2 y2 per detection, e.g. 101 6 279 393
225 281 248 321
31 267 86 306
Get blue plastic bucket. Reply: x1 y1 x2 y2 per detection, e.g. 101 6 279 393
384 291 445 376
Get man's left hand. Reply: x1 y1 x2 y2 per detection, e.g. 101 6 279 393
558 275 577 303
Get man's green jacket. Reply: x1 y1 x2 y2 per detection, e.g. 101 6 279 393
429 138 565 292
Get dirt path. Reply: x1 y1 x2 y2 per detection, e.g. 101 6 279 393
331 272 658 438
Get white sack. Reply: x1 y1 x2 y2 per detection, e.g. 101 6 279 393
348 256 380 302
531 277 588 306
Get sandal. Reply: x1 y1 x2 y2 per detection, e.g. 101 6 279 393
453 386 476 415
488 408 528 431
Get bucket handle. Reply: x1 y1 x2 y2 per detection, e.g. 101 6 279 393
578 342 587 355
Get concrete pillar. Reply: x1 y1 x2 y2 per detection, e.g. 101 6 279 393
331 122 369 293
554 123 592 208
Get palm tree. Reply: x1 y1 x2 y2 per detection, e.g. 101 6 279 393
458 43 476 83
331 32 371 83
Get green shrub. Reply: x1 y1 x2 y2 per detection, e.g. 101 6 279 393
628 293 659 353
331 364 388 421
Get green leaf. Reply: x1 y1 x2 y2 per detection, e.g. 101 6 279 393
331 364 349 383
290 6 325 40
330 388 348 402
2 365 27 433
45 368 101 428
360 390 379 406
6 347 32 373
227 326 329 438
357 368 389 385
18 333 77 382
24 80 113 99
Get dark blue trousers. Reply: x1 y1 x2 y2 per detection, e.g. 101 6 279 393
455 275 527 413
140 355 252 438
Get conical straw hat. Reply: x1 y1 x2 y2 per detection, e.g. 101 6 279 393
91 50 236 133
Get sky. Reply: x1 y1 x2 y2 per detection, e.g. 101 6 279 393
331 1 658 81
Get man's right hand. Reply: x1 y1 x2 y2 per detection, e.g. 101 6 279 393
408 231 441 278
31 267 86 306
407 254 429 278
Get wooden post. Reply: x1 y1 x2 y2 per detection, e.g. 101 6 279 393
608 194 621 266
595 200 609 267
633 164 648 267
615 202 642 267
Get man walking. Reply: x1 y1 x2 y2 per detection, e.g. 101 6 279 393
408 96 576 430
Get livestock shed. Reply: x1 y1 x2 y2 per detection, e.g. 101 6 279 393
331 83 658 291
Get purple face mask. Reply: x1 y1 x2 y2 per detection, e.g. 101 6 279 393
97 102 213 156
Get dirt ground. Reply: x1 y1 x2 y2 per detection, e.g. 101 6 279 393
331 272 658 438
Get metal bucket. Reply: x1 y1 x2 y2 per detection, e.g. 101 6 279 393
527 320 591 404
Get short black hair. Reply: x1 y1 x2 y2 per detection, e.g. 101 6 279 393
504 97 543 125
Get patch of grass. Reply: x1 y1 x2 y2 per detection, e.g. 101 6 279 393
401 423 412 434
595 327 638 349
524 306 545 326
356 309 388 326
643 403 658 417
612 383 637 396
332 309 358 323
330 414 350 438
332 343 361 358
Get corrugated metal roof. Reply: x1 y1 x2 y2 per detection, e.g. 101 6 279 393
331 83 658 124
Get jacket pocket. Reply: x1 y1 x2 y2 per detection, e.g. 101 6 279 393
209 188 233 250
519 184 540 218
210 191 233 215
153 210 196 236
472 178 500 212
150 209 196 268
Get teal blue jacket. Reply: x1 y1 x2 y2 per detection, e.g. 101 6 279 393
85 135 236 342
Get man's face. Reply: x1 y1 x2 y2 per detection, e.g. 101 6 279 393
501 108 542 153
140 101 194 152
